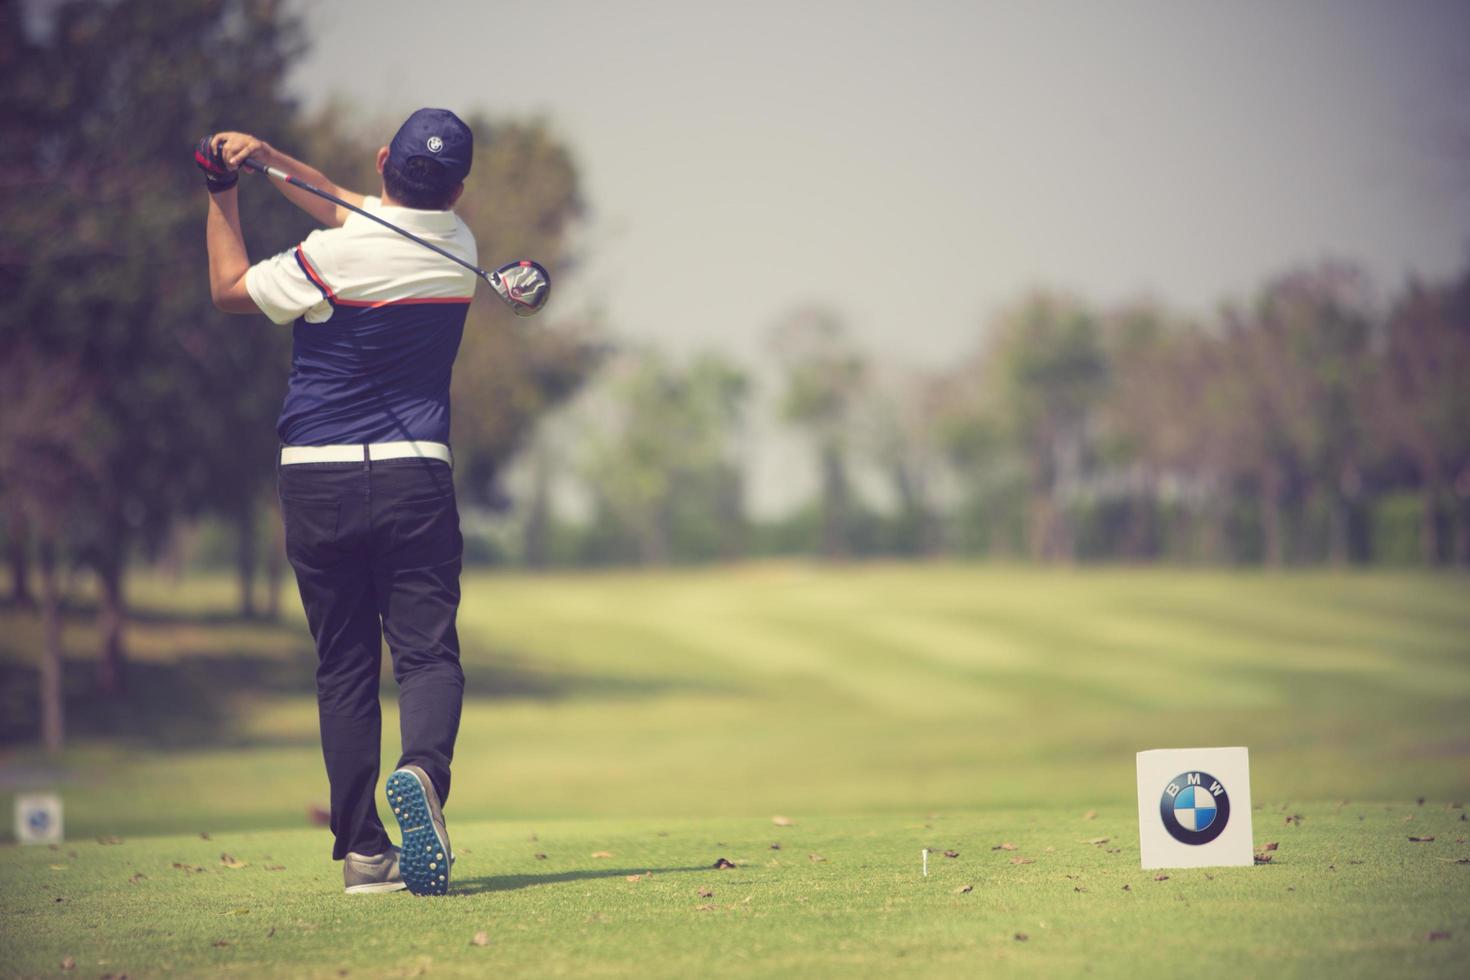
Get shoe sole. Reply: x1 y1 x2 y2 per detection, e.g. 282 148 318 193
386 769 450 896
344 880 408 895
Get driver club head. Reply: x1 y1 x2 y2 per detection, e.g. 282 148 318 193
488 260 551 317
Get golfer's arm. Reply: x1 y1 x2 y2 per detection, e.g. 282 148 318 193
258 145 364 228
205 189 260 315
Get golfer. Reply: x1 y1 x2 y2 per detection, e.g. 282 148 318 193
197 109 474 896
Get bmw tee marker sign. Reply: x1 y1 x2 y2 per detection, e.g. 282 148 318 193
1136 747 1254 869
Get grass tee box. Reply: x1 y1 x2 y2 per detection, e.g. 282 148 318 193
1 805 1467 979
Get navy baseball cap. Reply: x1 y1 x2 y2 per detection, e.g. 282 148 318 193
388 108 473 188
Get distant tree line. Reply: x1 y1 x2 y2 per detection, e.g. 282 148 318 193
508 259 1470 570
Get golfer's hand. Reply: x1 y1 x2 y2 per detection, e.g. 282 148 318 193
211 132 272 171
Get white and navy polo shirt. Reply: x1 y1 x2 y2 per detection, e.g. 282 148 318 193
245 196 477 446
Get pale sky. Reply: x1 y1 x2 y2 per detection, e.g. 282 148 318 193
291 0 1470 365
289 0 1470 513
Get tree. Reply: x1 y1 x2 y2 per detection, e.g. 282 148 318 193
860 367 945 555
1371 267 1470 564
0 0 309 687
576 348 750 564
0 345 100 751
772 308 867 559
979 292 1107 562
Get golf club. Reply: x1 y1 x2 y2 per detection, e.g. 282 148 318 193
238 158 551 317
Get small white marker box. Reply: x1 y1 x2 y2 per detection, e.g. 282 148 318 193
1136 747 1254 869
14 793 64 845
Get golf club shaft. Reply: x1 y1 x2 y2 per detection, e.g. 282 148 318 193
239 157 499 286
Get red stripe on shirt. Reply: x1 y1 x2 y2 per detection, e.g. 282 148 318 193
334 296 474 308
296 247 472 309
295 247 337 303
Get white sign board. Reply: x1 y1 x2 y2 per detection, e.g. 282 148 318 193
14 792 64 845
1136 747 1253 869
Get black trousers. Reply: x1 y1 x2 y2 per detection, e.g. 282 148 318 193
278 455 464 860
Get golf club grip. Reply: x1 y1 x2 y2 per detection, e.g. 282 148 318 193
239 157 502 289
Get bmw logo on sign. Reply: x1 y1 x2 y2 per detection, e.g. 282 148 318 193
1159 771 1231 845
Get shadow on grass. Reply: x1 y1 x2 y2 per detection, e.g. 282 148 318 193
454 866 711 895
0 604 736 750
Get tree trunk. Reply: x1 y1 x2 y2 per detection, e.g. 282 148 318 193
38 536 65 753
1420 481 1441 566
237 500 257 619
1261 465 1284 567
7 507 35 608
95 551 128 694
819 443 850 560
522 442 552 569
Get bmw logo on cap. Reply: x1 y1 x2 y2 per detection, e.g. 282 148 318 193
1159 771 1231 845
426 136 444 153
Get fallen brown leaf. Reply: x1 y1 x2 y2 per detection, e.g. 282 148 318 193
591 851 613 859
1009 857 1034 865
772 815 795 826
955 884 973 894
1122 884 1132 891
1426 930 1450 942
470 931 490 947
97 835 123 845
60 956 76 970
1074 886 1088 893
534 853 548 860
943 850 959 859
1409 836 1436 843
172 862 205 874
625 875 643 882
219 854 248 869
1084 837 1110 846
128 873 147 884
1153 874 1170 881
199 832 211 840
1254 853 1274 865
769 842 782 850
212 939 230 948
993 842 1018 851
263 865 285 872
1285 814 1303 825
1014 933 1028 942
266 927 276 938
1083 810 1097 820
714 857 736 869
698 887 714 898
808 854 827 863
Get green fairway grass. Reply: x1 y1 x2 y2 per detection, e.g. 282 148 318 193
2 563 1468 975
2 805 1466 978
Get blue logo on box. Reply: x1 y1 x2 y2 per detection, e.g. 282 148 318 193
1159 771 1231 845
